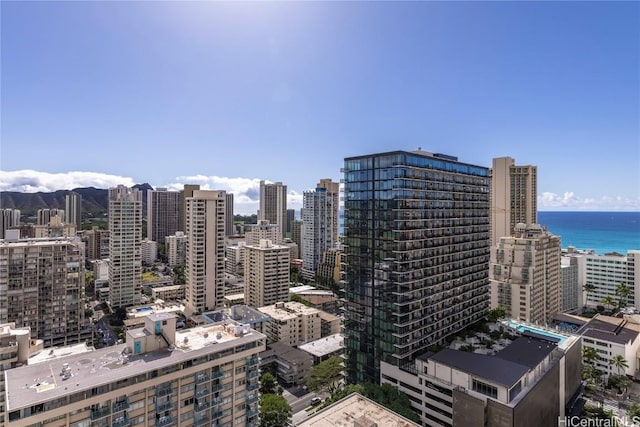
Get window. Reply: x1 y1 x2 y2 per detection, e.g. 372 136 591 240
472 379 497 399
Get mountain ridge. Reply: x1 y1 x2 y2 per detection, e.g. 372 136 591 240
0 183 154 219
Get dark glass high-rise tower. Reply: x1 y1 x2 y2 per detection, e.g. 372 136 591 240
343 150 491 384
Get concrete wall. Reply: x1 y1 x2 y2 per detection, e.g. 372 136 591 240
452 389 485 427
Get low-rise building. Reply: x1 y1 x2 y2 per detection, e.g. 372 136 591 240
382 323 582 427
298 333 345 364
578 314 640 379
318 311 341 337
151 284 185 302
258 301 321 347
260 341 313 386
298 392 420 427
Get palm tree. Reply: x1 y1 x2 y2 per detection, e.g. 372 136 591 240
582 346 599 365
583 283 596 308
601 295 616 312
609 354 629 376
615 282 632 310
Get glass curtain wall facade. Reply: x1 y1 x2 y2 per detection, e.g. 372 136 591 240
343 150 491 384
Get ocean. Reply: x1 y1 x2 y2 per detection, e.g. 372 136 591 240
538 211 640 255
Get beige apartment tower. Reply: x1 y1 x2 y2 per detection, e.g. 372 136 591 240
185 190 226 314
490 223 561 324
108 185 143 308
259 180 287 240
490 157 537 247
244 239 290 308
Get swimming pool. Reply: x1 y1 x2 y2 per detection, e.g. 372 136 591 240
136 307 152 313
506 321 568 345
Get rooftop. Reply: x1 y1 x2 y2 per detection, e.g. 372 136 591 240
429 349 529 388
266 342 313 364
5 320 265 411
298 334 345 358
578 314 640 345
298 392 420 427
258 301 320 320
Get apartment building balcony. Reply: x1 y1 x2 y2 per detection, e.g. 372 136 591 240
194 400 210 412
246 408 259 418
193 414 210 427
112 397 130 413
195 373 209 383
246 394 259 405
112 413 131 427
90 406 111 420
246 356 260 366
211 368 225 379
156 415 173 427
156 400 174 413
195 386 210 398
246 369 260 379
155 384 173 398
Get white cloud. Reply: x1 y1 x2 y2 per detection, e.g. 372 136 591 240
0 171 304 214
538 191 640 211
0 170 135 192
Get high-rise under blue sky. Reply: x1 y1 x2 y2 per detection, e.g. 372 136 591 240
1 1 638 214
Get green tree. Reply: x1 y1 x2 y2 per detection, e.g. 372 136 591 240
259 372 278 395
290 265 302 284
259 393 291 427
628 403 640 420
305 356 343 394
583 282 596 308
173 265 186 285
615 282 632 309
582 346 599 365
609 354 629 376
601 295 616 312
85 308 94 318
487 307 507 323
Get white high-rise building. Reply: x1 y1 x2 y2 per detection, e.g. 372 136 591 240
108 185 143 308
581 250 640 308
141 238 157 265
490 157 537 247
0 209 20 239
259 180 287 240
244 239 290 308
490 223 561 324
165 231 187 267
185 190 226 314
561 255 581 313
65 191 82 229
301 179 340 279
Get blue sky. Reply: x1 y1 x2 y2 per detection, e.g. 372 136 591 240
1 1 638 214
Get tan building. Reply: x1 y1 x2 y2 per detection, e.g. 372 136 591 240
244 239 290 308
151 285 185 302
299 392 420 427
225 241 245 275
108 185 143 308
318 311 341 337
5 314 265 427
36 208 64 226
185 190 226 314
258 301 321 347
490 157 537 247
33 216 76 238
245 220 281 246
490 223 561 324
315 247 343 287
0 237 91 348
259 180 287 240
0 323 37 426
82 226 109 261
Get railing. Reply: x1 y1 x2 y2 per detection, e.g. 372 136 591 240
112 398 130 413
195 387 210 398
156 386 173 397
246 369 260 379
193 415 210 426
156 415 173 427
211 369 225 379
195 373 209 383
194 401 209 412
112 414 131 427
246 356 260 366
245 394 259 405
247 382 259 391
156 401 174 412
246 408 259 418
90 407 111 420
